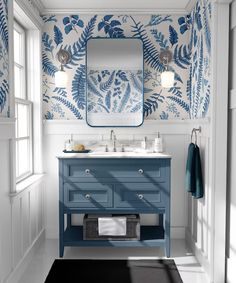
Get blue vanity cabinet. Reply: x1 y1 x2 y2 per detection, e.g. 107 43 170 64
58 157 171 257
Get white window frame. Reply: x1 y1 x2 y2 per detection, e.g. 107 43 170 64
14 20 33 183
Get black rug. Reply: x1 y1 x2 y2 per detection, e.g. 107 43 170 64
45 259 183 283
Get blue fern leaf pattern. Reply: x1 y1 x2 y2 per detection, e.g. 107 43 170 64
160 111 169 120
42 15 57 23
105 91 111 110
42 32 54 55
52 96 83 119
0 1 8 50
98 15 125 38
116 70 129 82
143 92 164 117
63 15 97 67
146 15 172 27
168 84 182 97
63 15 84 34
203 3 211 54
71 64 86 109
129 72 142 93
53 87 67 97
167 96 189 112
97 103 109 113
131 18 165 72
87 78 103 98
42 52 58 77
100 71 115 92
202 85 210 117
131 102 142 113
195 2 203 31
169 25 178 46
118 83 131 113
53 26 63 46
150 29 168 49
194 37 204 117
44 111 54 119
173 44 191 69
0 79 8 112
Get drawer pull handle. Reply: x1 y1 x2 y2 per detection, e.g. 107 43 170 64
85 169 90 174
138 169 144 174
85 194 91 199
138 194 144 200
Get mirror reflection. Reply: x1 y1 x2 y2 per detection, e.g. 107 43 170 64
86 38 143 127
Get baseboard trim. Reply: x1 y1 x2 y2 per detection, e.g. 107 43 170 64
185 228 211 282
5 229 45 283
226 256 236 283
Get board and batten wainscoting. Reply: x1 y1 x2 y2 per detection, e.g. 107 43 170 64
227 1 236 282
43 119 210 259
0 119 45 283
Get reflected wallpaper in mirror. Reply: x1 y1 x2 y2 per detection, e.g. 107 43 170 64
86 38 143 127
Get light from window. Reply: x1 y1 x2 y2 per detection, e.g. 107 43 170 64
14 21 33 182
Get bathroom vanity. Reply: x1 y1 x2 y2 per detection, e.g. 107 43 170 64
57 152 171 257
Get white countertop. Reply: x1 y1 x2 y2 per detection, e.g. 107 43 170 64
56 151 171 159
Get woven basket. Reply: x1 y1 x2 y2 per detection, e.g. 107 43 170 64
83 214 140 240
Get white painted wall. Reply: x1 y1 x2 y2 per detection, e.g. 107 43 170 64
43 119 210 240
226 1 236 282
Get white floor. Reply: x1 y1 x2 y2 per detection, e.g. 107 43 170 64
18 239 209 283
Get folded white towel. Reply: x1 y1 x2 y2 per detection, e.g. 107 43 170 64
98 217 126 236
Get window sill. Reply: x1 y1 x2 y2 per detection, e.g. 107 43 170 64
10 174 45 198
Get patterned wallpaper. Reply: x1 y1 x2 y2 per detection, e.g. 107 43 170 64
189 0 211 118
0 0 9 117
42 0 212 121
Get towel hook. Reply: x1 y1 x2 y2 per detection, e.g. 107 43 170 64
191 127 201 145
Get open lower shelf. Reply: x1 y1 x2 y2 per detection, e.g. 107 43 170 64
64 225 165 247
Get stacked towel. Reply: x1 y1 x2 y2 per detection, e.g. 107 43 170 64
185 143 204 199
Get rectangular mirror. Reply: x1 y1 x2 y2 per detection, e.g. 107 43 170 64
86 38 143 127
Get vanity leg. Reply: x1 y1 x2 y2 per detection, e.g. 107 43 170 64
67 214 71 229
165 209 171 258
59 202 64 258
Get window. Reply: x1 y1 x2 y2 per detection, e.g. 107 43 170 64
14 21 33 182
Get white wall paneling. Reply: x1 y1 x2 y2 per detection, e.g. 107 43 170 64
43 119 210 240
210 2 230 283
226 1 236 282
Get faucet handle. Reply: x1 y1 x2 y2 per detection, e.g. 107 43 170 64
105 144 109 152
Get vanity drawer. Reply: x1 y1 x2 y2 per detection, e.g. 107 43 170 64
64 183 113 208
63 159 167 182
115 183 168 209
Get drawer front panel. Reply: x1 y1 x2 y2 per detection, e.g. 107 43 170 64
64 183 113 208
115 183 167 209
63 159 167 182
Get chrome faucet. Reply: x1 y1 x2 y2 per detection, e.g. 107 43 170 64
110 130 115 141
110 130 117 152
113 135 117 152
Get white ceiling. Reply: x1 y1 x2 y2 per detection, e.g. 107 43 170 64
39 0 196 13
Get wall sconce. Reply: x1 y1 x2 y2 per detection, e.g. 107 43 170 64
55 49 70 88
160 49 174 88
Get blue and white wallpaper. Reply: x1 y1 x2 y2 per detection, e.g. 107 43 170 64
189 0 211 118
87 69 142 114
42 0 212 120
0 0 9 117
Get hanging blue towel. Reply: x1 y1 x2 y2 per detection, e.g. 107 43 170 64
185 143 196 193
185 143 204 199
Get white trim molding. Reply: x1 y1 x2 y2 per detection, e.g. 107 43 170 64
210 1 230 282
41 8 188 15
43 119 211 136
229 89 236 109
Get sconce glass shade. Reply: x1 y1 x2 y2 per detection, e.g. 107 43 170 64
55 69 68 88
161 71 174 88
